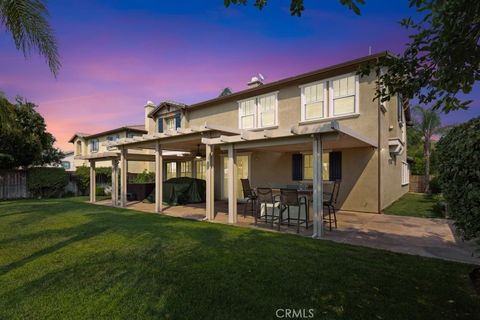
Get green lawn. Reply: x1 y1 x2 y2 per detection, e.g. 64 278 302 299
384 192 445 218
0 198 478 319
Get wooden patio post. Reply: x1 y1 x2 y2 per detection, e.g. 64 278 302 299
111 159 118 206
155 140 163 213
120 148 127 207
312 134 324 238
227 143 237 224
205 144 215 220
89 160 96 203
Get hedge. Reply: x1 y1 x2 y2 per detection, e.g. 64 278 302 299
27 167 68 198
75 165 112 195
437 117 480 239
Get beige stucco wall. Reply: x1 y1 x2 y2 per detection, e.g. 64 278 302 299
71 131 153 174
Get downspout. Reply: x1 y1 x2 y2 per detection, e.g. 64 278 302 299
376 59 382 214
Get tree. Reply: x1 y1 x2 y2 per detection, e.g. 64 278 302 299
219 87 232 97
224 0 365 16
436 117 480 239
413 106 441 193
0 0 60 76
0 95 63 169
227 0 480 114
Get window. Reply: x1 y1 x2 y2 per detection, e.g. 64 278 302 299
127 132 141 138
165 117 176 132
76 141 82 155
330 74 357 116
303 153 330 180
61 161 71 170
258 94 276 127
107 134 119 141
179 161 192 177
166 162 177 180
239 98 256 129
90 139 99 153
238 93 278 129
401 161 410 185
196 160 206 180
301 81 325 121
397 94 404 123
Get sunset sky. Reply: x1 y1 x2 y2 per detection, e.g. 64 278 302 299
1 0 479 151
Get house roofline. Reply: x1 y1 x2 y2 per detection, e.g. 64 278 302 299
68 126 146 143
186 51 392 110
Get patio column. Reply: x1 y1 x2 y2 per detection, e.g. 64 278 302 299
312 134 324 238
89 160 96 203
155 140 163 213
120 148 127 207
227 143 237 224
205 144 215 220
111 159 118 206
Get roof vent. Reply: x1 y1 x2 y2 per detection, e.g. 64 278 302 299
247 73 265 88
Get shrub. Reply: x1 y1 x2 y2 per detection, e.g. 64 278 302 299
75 165 112 195
429 176 442 194
132 169 155 183
95 186 105 196
27 167 68 198
437 117 480 239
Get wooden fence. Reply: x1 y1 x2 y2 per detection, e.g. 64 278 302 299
0 170 28 199
409 175 428 193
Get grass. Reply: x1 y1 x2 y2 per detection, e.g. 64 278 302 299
0 198 478 320
384 192 445 218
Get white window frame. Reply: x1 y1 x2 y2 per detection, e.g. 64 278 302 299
300 80 327 122
329 73 359 117
401 161 410 186
238 92 278 130
165 117 176 132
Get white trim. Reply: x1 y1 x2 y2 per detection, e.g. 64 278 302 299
300 80 327 122
237 91 279 130
299 113 360 125
401 161 410 186
329 73 359 117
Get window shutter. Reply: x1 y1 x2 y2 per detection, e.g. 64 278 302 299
329 152 342 181
175 112 181 129
158 118 163 133
292 154 303 181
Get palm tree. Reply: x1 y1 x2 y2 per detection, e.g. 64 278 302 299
413 106 441 193
0 0 60 76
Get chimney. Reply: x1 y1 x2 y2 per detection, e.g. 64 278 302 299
144 100 156 134
247 75 264 88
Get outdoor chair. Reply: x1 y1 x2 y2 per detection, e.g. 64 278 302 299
240 178 257 218
323 179 341 231
279 188 309 233
256 187 281 227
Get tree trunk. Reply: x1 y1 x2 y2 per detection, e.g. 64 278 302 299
424 139 431 194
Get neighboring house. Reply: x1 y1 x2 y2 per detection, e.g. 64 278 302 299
68 125 152 173
80 52 411 231
60 151 75 171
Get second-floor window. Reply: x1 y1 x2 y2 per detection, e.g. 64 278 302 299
301 81 326 121
90 139 99 153
107 134 119 141
238 93 278 129
165 117 176 132
330 74 357 116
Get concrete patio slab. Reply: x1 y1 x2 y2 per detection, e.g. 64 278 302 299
94 200 479 265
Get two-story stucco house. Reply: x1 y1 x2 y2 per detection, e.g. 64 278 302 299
69 124 153 173
79 52 411 237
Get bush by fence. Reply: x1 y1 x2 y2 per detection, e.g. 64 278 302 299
27 167 69 198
